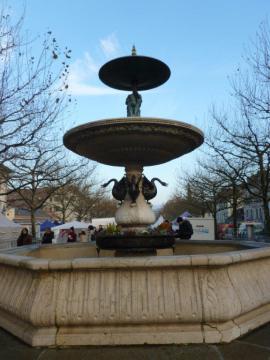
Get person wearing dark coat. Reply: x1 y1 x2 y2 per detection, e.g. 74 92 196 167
88 225 96 241
177 217 193 239
17 228 32 246
42 228 54 244
67 226 77 242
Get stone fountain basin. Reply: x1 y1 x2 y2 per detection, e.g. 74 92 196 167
0 240 270 347
63 117 204 166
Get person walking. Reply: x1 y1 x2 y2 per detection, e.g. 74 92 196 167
177 217 193 239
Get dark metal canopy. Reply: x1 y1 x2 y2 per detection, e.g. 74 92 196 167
99 55 171 91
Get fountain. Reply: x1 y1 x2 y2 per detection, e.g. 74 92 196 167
63 47 203 255
0 49 270 347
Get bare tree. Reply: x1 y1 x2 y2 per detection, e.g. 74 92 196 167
232 20 270 124
211 167 243 237
208 93 270 233
198 143 245 236
0 6 78 237
90 196 117 219
0 8 72 165
52 165 100 223
230 21 270 233
160 183 207 221
201 21 270 234
5 140 88 239
70 178 117 222
52 184 78 223
184 168 224 239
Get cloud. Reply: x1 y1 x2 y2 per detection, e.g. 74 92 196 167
100 33 119 57
68 52 97 87
68 34 121 96
68 51 119 96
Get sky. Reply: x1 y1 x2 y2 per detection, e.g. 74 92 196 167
5 0 270 206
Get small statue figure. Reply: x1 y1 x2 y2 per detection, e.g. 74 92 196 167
126 90 142 117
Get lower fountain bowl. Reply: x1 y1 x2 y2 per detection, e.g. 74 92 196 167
96 234 175 250
63 117 204 166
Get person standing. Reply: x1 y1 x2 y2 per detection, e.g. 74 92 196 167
67 226 77 242
42 228 54 244
79 230 87 242
97 225 104 233
87 225 96 242
17 228 32 246
177 217 193 239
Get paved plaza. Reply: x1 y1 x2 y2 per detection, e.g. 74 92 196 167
1 323 270 359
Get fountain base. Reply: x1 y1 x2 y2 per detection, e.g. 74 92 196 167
0 241 269 347
2 305 270 346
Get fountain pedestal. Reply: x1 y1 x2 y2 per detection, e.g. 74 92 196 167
96 164 174 255
115 165 156 231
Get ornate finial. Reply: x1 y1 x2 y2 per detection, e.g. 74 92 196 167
131 45 137 56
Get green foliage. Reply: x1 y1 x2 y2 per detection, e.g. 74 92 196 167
101 224 174 236
105 223 122 235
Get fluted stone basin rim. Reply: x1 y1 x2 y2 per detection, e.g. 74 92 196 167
63 117 204 166
0 240 266 270
0 241 270 347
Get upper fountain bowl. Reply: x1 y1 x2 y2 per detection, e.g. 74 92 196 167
63 117 204 167
99 55 171 91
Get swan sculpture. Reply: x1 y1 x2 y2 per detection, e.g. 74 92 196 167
102 176 128 204
142 176 168 203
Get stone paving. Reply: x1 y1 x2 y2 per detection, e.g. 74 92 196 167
1 323 270 359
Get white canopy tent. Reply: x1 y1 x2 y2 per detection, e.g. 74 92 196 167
0 214 21 249
91 218 116 228
52 221 91 243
